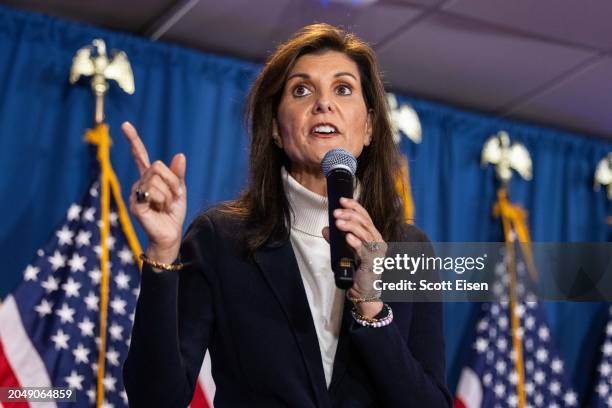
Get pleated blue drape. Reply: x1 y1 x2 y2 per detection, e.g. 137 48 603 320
0 5 257 293
1 4 610 399
397 95 612 396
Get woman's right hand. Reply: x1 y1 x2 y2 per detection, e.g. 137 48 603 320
122 121 187 264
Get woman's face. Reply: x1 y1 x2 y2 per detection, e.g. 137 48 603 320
274 50 372 175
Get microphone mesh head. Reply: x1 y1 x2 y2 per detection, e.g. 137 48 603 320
321 148 357 177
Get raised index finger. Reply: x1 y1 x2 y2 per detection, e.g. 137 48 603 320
122 121 151 175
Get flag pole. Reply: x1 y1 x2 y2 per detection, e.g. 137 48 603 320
494 188 527 408
396 156 415 223
483 131 534 408
89 125 113 408
70 38 136 408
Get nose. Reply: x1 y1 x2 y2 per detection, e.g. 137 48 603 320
312 93 333 114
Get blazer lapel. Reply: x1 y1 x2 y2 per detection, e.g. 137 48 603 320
329 297 352 392
254 240 331 408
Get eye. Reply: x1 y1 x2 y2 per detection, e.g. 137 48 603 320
336 84 353 96
292 85 312 97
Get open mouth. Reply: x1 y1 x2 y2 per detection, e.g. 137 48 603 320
311 123 339 136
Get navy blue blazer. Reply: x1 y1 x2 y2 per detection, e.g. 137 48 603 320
123 208 451 407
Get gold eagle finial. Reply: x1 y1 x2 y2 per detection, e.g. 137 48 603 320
387 93 422 145
481 131 532 184
594 152 612 200
70 39 135 124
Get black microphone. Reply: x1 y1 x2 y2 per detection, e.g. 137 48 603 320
321 148 357 289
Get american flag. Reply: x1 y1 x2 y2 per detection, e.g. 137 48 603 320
589 306 612 407
192 354 215 408
454 250 578 408
0 178 140 407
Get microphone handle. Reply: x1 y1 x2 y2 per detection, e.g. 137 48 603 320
326 168 355 289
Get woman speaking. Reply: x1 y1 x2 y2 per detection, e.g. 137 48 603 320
122 23 451 407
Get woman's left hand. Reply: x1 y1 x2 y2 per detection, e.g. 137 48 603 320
322 197 388 316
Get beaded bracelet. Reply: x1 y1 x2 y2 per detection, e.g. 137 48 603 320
140 253 184 271
351 304 393 328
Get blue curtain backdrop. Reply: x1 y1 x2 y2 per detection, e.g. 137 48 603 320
1 5 610 399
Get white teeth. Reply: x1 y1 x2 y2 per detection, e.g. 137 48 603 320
313 125 336 133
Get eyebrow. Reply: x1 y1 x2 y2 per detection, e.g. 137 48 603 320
286 72 358 81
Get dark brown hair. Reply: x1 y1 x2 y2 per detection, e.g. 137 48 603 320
223 23 406 252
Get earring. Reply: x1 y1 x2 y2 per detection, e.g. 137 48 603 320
272 134 282 148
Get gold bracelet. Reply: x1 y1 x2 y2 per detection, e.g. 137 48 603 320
346 291 381 305
140 253 184 271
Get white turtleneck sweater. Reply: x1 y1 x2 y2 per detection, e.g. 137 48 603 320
281 167 345 388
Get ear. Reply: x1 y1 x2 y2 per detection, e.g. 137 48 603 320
364 109 373 146
272 119 283 148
